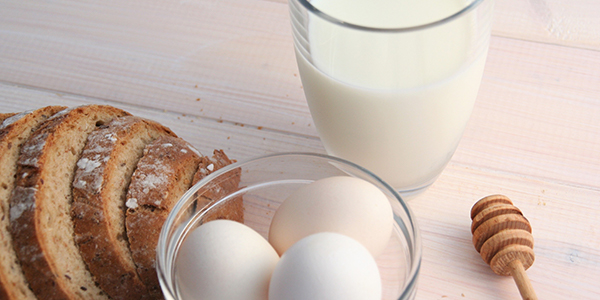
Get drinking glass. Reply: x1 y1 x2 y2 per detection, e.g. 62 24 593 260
289 0 494 197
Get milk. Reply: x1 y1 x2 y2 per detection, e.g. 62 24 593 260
295 0 490 191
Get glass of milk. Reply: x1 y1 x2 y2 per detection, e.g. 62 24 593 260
289 0 494 197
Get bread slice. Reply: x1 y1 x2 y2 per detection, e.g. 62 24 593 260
0 112 17 124
71 116 176 300
125 136 202 298
9 105 129 299
0 106 66 300
192 150 243 223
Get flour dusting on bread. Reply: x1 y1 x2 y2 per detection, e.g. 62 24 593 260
1 105 242 300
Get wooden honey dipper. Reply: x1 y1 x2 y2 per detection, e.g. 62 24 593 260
470 195 538 300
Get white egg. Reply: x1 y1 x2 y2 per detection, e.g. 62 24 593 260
175 220 279 300
269 232 382 300
269 176 394 257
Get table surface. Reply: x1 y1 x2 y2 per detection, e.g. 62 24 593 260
1 0 598 299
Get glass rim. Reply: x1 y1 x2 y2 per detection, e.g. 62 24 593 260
293 0 487 33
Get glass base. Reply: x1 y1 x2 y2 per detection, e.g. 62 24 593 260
396 176 438 200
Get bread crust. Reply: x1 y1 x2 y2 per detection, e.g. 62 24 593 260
71 116 176 300
0 106 66 300
3 105 242 299
192 150 243 223
9 105 129 300
0 112 17 124
125 136 202 298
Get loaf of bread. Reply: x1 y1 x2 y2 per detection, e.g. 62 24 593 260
1 104 242 299
10 105 129 299
71 116 176 300
0 106 66 300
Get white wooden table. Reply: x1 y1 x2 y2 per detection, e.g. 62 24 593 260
1 0 599 299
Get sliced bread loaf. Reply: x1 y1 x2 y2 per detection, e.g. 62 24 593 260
125 136 202 298
0 106 66 300
10 105 129 299
192 150 243 223
71 116 176 300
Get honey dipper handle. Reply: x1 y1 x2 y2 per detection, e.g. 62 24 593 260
509 260 538 300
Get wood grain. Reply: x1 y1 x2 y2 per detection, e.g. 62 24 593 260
0 83 325 161
456 36 600 190
412 164 600 299
0 0 599 299
0 0 311 135
494 0 600 50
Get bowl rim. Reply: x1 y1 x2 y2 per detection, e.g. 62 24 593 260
156 151 422 300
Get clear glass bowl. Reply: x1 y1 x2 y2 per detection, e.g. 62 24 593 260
156 152 421 300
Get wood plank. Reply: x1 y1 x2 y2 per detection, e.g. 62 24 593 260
0 0 313 135
1 1 599 299
5 82 598 299
1 0 599 139
454 35 600 190
2 31 598 190
493 0 600 51
413 162 600 299
1 0 598 141
0 83 325 162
